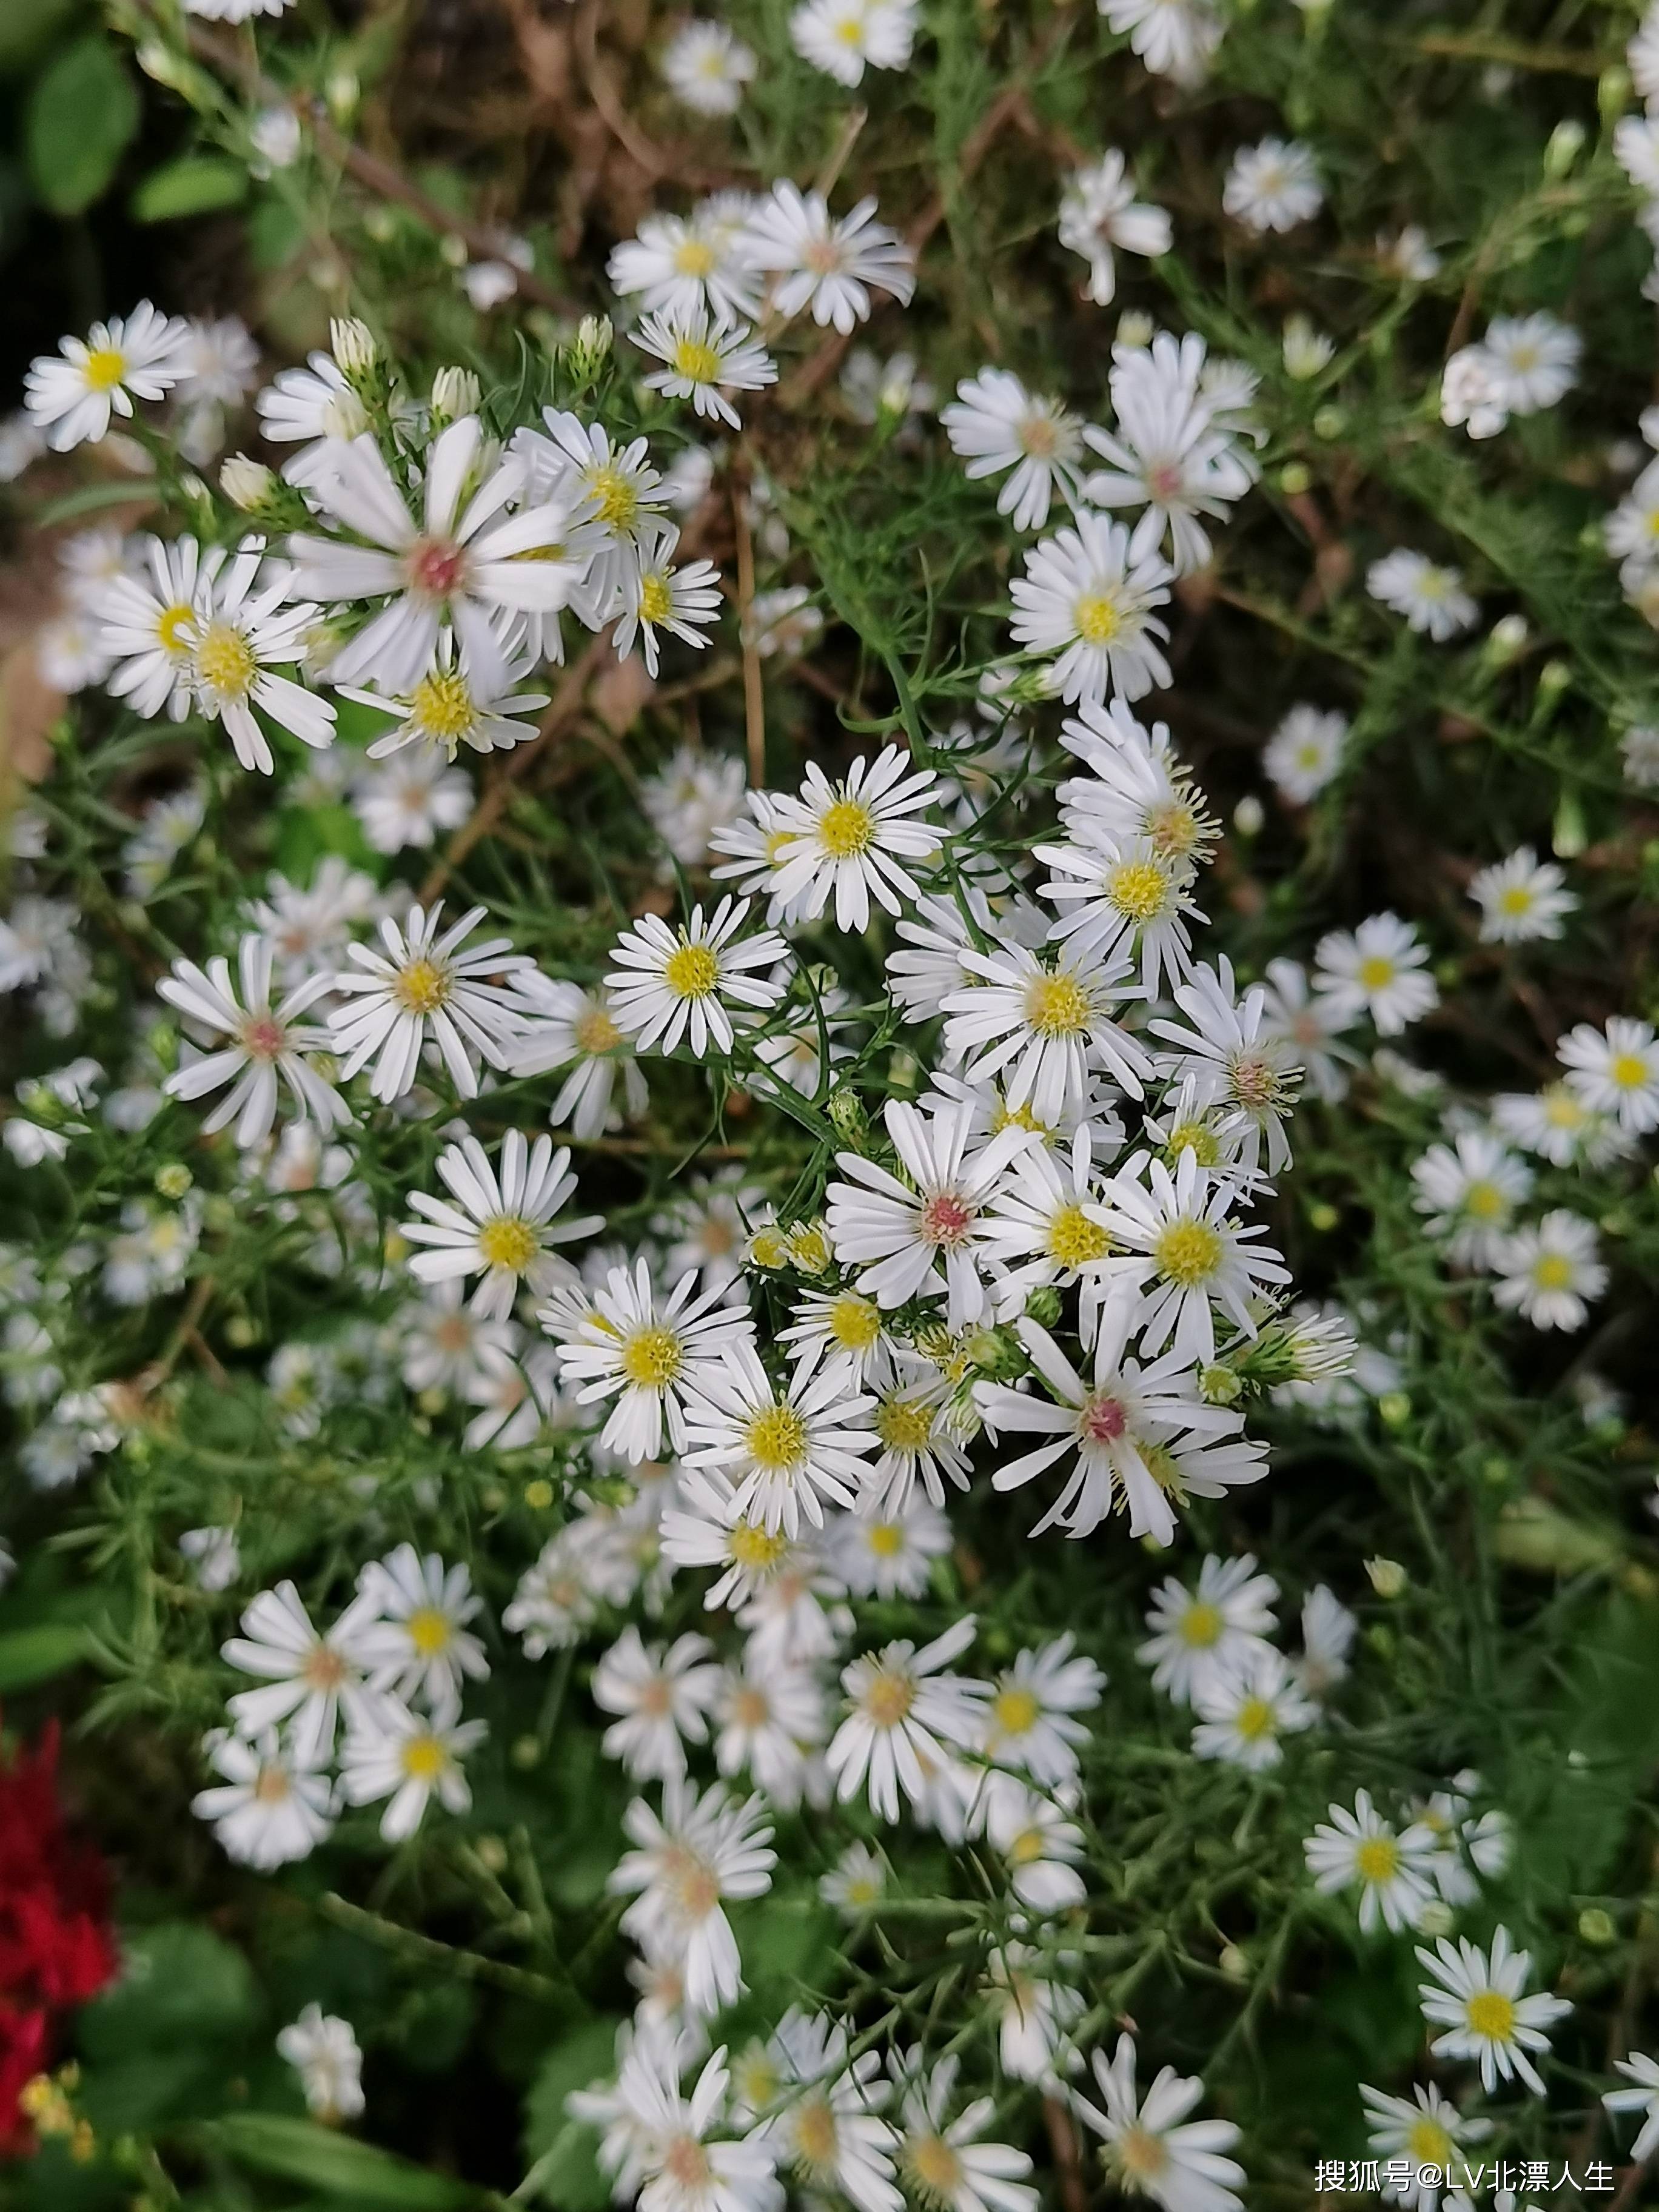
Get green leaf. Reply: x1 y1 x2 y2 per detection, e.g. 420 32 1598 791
33 480 157 530
81 1923 258 2060
209 2115 478 2208
131 154 248 224
0 0 79 78
1517 1592 1659 1894
521 2017 618 2211
0 1621 87 1690
25 32 138 215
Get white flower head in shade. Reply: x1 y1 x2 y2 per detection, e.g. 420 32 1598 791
1415 1926 1571 2095
1366 549 1478 640
25 300 189 451
1138 1552 1279 1707
340 1697 486 1842
1222 138 1322 233
1313 911 1438 1037
680 1339 878 1537
511 976 648 1138
1059 150 1171 306
355 1544 489 1708
1072 2033 1244 2212
179 1525 241 1594
1557 1014 1659 1134
1101 0 1223 87
95 535 225 722
277 2006 366 2121
1604 2050 1659 2166
551 1258 754 1463
1083 335 1255 575
607 897 787 1059
1008 511 1173 707
941 370 1087 535
742 184 916 334
609 1777 777 2017
1304 1791 1440 1934
1491 1209 1607 1332
893 2050 1037 2212
982 1942 1085 2084
328 900 532 1102
220 1578 382 1764
184 543 337 775
343 638 551 761
662 19 758 115
191 1726 335 1869
791 0 917 85
592 1627 723 1782
402 1131 600 1322
826 1615 984 1823
159 933 344 1149
1468 846 1575 944
1262 704 1347 804
289 415 586 693
351 748 475 854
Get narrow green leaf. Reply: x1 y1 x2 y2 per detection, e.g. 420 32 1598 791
209 2114 477 2208
131 154 248 224
25 33 138 215
0 1621 87 1691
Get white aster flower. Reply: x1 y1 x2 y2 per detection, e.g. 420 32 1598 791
25 301 189 450
1222 138 1322 232
1101 0 1223 86
356 1544 489 1708
327 900 531 1102
983 1943 1085 2085
976 1634 1104 1785
663 20 758 115
1491 1210 1607 1332
1084 337 1255 574
277 2006 366 2121
1366 549 1478 640
791 0 917 84
680 1338 877 1536
220 1579 381 1765
350 748 475 854
594 1626 723 1781
1483 312 1580 415
1138 1552 1279 1706
742 184 916 334
610 1778 777 2017
1009 511 1173 706
1469 846 1575 943
511 976 648 1138
894 2053 1039 2212
1059 150 1171 307
608 897 788 1059
402 1130 599 1322
1071 2033 1244 2212
192 1727 335 1869
1604 2051 1659 2165
1093 1147 1289 1364
941 370 1087 534
159 933 344 1148
943 941 1148 1127
634 306 777 428
186 543 337 774
1557 1014 1659 1134
1304 1791 1440 1933
1415 1926 1571 2095
1359 2083 1489 2212
340 1697 486 1842
609 207 763 323
826 1615 983 1824
552 1258 754 1463
1313 911 1438 1036
1409 1130 1532 1269
1191 1647 1315 1772
1263 704 1347 803
614 519 725 679
768 745 940 932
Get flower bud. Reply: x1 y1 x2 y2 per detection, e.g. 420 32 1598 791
1023 1285 1063 1330
1116 310 1155 349
1578 1906 1615 1946
1365 1556 1407 1598
1543 119 1586 178
566 315 614 384
220 453 277 513
431 366 481 426
826 1087 866 1144
329 317 380 389
1200 1362 1244 1408
153 1163 192 1199
1232 794 1264 837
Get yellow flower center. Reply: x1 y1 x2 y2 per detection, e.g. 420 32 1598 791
1017 412 1059 460
673 239 717 276
745 1401 809 1472
1497 885 1535 916
819 797 877 858
1047 1202 1111 1269
791 2098 840 2172
638 572 674 625
1532 1253 1574 1291
1024 970 1093 1039
865 1521 905 1557
81 344 128 392
477 1215 540 1272
1407 2118 1455 2166
663 940 720 999
1464 1989 1517 2041
1357 954 1397 992
1179 1600 1222 1648
1464 1180 1506 1221
193 622 259 699
575 1005 623 1054
585 463 639 534
1112 2125 1170 2183
411 667 477 742
392 956 450 1014
1164 1119 1222 1168
1073 591 1122 645
1154 1218 1223 1288
1107 857 1172 922
401 1734 447 1782
904 2133 966 2204
1610 1051 1649 1090
156 601 195 653
876 1396 936 1454
1543 1087 1586 1128
620 1324 684 1389
1147 796 1203 861
671 336 723 383
788 1224 833 1273
992 1099 1049 1136
861 1665 916 1729
728 1518 788 1571
993 1686 1040 1735
253 1764 293 1805
1354 1835 1400 1883
1008 1826 1047 1866
1235 1695 1276 1741
406 1605 452 1657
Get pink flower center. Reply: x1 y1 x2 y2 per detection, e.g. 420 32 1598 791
1147 461 1185 501
406 537 467 600
240 1014 288 1060
919 1191 973 1246
1082 1392 1128 1442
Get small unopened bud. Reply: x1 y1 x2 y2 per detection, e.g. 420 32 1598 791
1218 1943 1249 1980
1279 461 1313 497
474 1834 509 1875
1200 1362 1244 1408
1232 794 1264 837
963 1326 1027 1381
511 1735 542 1769
1578 1906 1616 1946
224 1314 258 1349
826 1087 866 1144
153 1163 192 1199
1552 789 1587 859
786 1222 833 1275
1537 657 1571 697
524 1478 554 1510
220 454 277 512
1487 612 1528 662
566 314 614 384
1543 119 1586 178
136 41 184 87
1416 1900 1455 1939
325 67 360 122
1023 1285 1063 1330
431 366 481 426
746 1225 790 1271
329 316 379 385
1116 310 1155 349
1600 64 1633 125
1365 1556 1407 1599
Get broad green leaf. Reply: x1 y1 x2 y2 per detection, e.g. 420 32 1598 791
0 1621 87 1690
1517 1592 1659 1895
81 1923 258 2059
132 154 248 223
209 2114 477 2208
25 32 138 215
0 0 79 76
521 2017 618 2211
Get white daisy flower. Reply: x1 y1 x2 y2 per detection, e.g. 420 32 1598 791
943 941 1148 1128
343 640 550 762
1151 959 1302 1179
25 300 189 450
1262 704 1347 804
821 1842 889 1918
1083 337 1255 574
1072 2033 1244 2212
1491 1210 1607 1332
982 1774 1087 1914
593 1626 723 1782
742 184 916 334
1366 550 1478 640
356 1544 489 1708
831 1491 952 1598
1468 846 1575 943
1604 2051 1659 2165
862 1360 970 1515
714 1654 826 1809
894 2053 1037 2212
1258 956 1358 1103
220 1578 381 1765
1483 312 1580 415
1008 511 1173 706
1313 911 1439 1036
940 370 1087 534
1409 1131 1532 1269
1415 1926 1571 2095
1093 1146 1289 1364
632 306 777 428
662 20 758 115
607 897 788 1059
609 208 763 323
1557 1014 1659 1134
1304 1791 1440 1933
791 0 918 85
760 2009 901 2212
826 1616 984 1824
185 543 337 774
1101 0 1222 86
974 1635 1104 1786
768 745 940 932
1292 1584 1358 1699
402 1130 599 1322
1138 1553 1279 1707
255 348 372 484
552 1258 754 1464
159 933 344 1148
327 900 532 1103
609 1777 777 2017
1191 1647 1315 1771
191 1726 335 1869
277 2006 365 2122
778 1285 896 1388
339 1697 486 1842
614 519 725 679
510 976 648 1138
1058 150 1171 307
983 1943 1085 2084
1359 2083 1488 2212
1222 138 1323 232
680 1338 877 1536
350 748 475 854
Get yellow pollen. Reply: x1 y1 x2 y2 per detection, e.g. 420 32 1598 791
728 1518 788 1572
862 1666 916 1729
392 956 450 1014
829 1301 880 1359
1357 954 1396 992
671 336 723 383
620 1325 684 1390
406 1605 452 1657
993 1686 1040 1735
1353 1835 1400 1883
193 622 258 699
1464 1989 1517 2040
792 2098 840 2171
833 12 865 42
1008 1826 1046 1865
1073 591 1123 645
1464 1181 1506 1221
1165 1119 1221 1168
865 1521 905 1557
1154 1217 1223 1288
1147 797 1201 860
819 797 877 858
904 2134 965 2204
992 1100 1049 1136
575 1005 623 1054
1543 1087 1586 1128
156 601 195 652
1610 1051 1649 1090
1406 2119 1455 2166
788 1225 833 1273
477 1215 540 1272
876 1396 936 1453
1047 1202 1111 1269
1532 1253 1574 1291
1113 2125 1170 2183
401 1734 447 1782
81 344 127 392
585 463 639 534
1497 885 1535 916
1024 970 1093 1038
663 940 720 999
411 668 477 743
673 240 717 277
1108 857 1172 922
1235 1695 1276 1741
253 1765 292 1804
745 1402 809 1472
1179 1600 1222 1649
638 572 674 625
1018 412 1060 459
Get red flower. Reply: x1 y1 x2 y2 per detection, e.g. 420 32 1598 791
0 1723 117 2154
